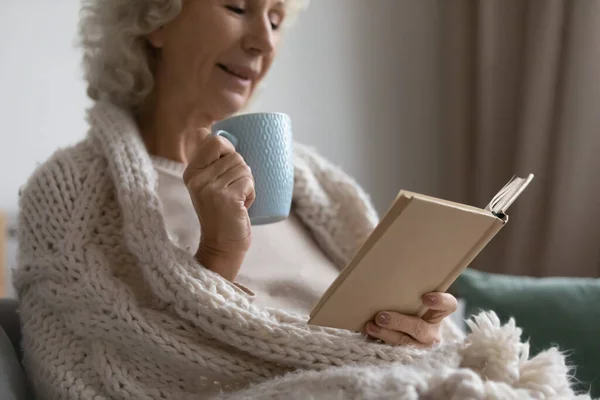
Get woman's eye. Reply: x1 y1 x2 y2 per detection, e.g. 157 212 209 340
269 13 283 30
226 5 245 14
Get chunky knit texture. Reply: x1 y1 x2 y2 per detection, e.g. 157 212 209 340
14 100 589 399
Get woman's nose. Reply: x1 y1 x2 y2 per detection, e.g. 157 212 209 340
242 17 275 55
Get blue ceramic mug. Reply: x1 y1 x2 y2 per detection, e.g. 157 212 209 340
211 112 294 225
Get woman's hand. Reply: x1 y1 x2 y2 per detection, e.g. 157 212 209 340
183 130 256 281
364 292 458 347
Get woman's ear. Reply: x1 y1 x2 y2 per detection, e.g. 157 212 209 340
147 26 166 49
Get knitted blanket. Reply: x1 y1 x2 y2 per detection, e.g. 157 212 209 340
13 100 589 399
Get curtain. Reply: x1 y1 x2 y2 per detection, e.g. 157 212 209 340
439 0 600 277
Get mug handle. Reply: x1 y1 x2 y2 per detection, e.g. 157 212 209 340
213 130 239 148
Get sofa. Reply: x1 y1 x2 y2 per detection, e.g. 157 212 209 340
0 299 33 400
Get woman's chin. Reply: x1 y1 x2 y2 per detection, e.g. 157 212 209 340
213 92 251 120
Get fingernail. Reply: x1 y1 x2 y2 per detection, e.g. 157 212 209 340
423 294 438 305
376 312 390 326
367 322 381 333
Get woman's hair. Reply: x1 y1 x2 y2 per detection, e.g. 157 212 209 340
79 0 307 112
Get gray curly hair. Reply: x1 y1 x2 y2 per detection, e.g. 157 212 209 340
78 0 307 112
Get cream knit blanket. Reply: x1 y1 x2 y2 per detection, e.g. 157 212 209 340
13 100 588 399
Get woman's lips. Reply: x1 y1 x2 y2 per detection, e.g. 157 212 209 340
217 63 258 84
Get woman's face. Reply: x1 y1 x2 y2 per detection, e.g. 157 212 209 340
148 0 286 120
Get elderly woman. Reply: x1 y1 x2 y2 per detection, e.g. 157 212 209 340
13 0 465 399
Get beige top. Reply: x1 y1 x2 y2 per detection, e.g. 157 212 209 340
151 156 341 316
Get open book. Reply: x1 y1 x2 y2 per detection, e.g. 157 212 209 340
308 174 534 332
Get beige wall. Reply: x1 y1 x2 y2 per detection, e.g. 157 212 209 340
0 0 90 212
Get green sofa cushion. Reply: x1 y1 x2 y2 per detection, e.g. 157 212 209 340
449 268 600 397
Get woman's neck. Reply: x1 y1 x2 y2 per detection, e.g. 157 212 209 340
137 90 214 165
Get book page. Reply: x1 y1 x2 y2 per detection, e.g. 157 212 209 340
485 174 534 215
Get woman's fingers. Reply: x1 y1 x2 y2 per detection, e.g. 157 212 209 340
229 175 256 210
216 161 253 188
185 135 234 171
215 160 255 209
421 292 458 323
186 152 240 192
366 322 428 348
422 292 458 312
184 135 255 210
364 294 458 346
212 152 247 182
372 312 440 345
